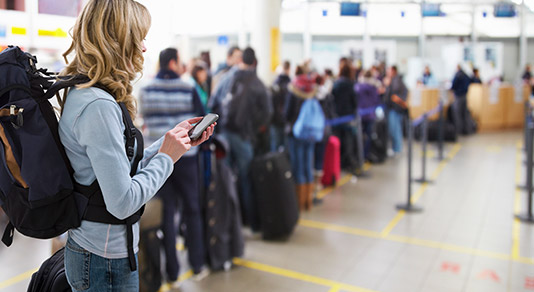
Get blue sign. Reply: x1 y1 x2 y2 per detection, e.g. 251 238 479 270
217 35 228 46
0 25 6 38
322 9 328 17
340 2 360 16
401 11 405 18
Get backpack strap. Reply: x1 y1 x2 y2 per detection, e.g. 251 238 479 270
74 102 144 271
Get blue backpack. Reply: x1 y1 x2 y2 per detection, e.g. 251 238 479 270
0 46 143 271
292 98 325 142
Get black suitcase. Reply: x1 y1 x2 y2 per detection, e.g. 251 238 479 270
251 151 299 240
414 120 458 142
367 119 388 163
27 247 71 292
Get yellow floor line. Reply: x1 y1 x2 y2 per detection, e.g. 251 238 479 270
299 218 531 264
512 141 522 260
317 163 372 201
0 268 38 290
233 258 378 292
317 174 352 200
380 211 405 237
380 143 462 236
157 270 193 292
328 285 342 292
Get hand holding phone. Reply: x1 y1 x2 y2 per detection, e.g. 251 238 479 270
188 113 219 141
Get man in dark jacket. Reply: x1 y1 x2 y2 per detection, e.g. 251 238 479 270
385 65 408 155
270 60 291 151
224 47 272 232
450 65 472 134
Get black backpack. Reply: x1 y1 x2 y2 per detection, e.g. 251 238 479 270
27 247 71 292
0 46 143 271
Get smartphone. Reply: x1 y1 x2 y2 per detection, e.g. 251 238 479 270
188 113 219 140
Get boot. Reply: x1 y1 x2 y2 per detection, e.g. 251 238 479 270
304 183 314 211
295 184 305 211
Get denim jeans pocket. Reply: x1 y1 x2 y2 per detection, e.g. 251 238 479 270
65 239 91 291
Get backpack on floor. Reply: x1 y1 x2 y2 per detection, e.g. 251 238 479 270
0 46 143 271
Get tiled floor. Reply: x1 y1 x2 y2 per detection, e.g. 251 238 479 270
1 131 534 292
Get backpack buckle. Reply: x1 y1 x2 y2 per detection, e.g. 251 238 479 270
127 146 135 158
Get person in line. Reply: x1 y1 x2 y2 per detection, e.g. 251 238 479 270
58 1 214 291
355 70 382 161
200 51 213 96
270 60 291 151
450 64 472 135
211 46 242 91
208 47 242 128
285 66 319 211
471 68 482 84
384 65 408 156
140 48 210 287
223 47 272 232
332 61 358 172
190 60 210 112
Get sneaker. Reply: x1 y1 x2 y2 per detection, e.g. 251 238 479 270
192 268 210 282
169 280 182 289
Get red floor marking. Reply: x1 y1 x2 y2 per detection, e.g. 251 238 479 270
525 276 534 290
440 262 460 274
477 270 500 282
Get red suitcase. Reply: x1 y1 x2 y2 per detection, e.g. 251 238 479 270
321 136 341 186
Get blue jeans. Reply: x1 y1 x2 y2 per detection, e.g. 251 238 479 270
270 125 286 152
65 237 139 292
288 136 314 184
314 140 326 172
388 110 403 153
224 132 259 231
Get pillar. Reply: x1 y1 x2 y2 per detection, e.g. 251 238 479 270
249 0 282 83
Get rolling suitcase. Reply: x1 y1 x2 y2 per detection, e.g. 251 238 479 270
321 136 341 186
251 152 299 240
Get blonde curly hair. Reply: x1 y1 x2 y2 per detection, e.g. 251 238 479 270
60 0 151 120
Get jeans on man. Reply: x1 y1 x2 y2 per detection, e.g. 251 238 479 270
388 110 403 153
224 131 259 231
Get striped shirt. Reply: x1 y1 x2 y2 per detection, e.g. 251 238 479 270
140 71 205 155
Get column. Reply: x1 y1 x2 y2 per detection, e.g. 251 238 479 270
520 0 527 71
419 2 425 59
249 0 282 83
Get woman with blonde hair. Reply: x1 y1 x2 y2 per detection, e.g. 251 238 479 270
58 0 214 290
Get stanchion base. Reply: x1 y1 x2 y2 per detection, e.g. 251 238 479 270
355 169 371 178
516 185 531 190
396 203 423 212
413 178 433 184
515 213 534 224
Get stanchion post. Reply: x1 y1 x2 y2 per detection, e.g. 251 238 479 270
414 114 432 184
437 102 445 161
516 122 534 223
355 114 369 177
396 118 422 212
